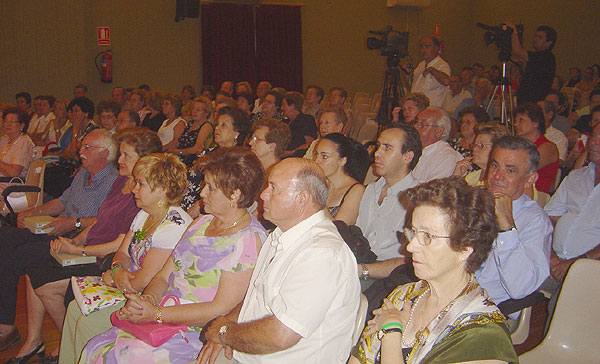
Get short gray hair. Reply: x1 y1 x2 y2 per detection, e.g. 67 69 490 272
90 129 118 162
292 159 328 209
428 106 452 141
492 135 540 172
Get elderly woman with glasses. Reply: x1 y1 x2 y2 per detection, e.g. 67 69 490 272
350 177 517 364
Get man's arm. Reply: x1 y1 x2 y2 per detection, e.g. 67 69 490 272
507 22 527 65
359 257 407 280
425 67 450 86
491 197 552 299
219 315 301 355
17 198 65 227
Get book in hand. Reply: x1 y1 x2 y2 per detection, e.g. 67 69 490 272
51 250 97 267
23 215 54 234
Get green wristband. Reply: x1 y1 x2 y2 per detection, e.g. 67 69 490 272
381 322 403 331
110 265 123 280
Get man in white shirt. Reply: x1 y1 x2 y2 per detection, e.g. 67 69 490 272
409 36 450 107
356 123 421 282
198 158 360 364
413 107 463 182
443 75 474 119
253 81 271 113
545 122 600 282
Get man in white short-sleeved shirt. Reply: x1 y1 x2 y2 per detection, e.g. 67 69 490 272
410 36 451 107
198 158 360 364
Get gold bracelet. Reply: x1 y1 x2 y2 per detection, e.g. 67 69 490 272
156 307 163 324
143 294 157 306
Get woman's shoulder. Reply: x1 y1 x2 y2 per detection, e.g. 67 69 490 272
164 206 193 227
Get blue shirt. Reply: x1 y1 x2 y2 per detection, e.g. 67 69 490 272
476 194 552 305
544 162 600 259
58 163 118 218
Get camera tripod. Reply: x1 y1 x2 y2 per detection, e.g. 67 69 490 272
376 54 405 134
487 61 515 134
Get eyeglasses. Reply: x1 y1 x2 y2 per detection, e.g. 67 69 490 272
472 142 493 150
414 121 439 129
404 226 451 246
81 144 106 151
250 135 267 143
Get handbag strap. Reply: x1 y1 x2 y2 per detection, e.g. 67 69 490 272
160 294 181 307
9 177 24 184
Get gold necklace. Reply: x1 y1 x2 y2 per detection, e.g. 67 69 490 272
215 211 247 235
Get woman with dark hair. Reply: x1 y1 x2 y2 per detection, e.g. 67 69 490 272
350 177 517 364
158 93 187 149
514 102 559 193
392 93 430 125
181 106 250 213
314 133 368 225
180 85 196 119
250 90 284 123
81 147 267 364
141 90 166 133
449 106 490 158
44 97 99 198
0 107 35 181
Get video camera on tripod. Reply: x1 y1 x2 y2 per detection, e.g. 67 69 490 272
476 22 524 62
366 26 410 129
367 26 409 65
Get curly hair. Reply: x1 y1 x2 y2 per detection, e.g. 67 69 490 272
203 147 265 209
133 153 188 206
401 93 430 112
400 177 498 273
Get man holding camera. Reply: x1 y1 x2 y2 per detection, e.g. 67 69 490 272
509 23 557 105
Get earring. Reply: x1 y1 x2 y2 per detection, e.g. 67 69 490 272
157 200 166 208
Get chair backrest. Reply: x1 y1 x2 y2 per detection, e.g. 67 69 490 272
353 103 372 117
354 92 370 101
356 119 379 144
350 112 376 140
352 294 369 346
25 159 46 209
353 97 371 110
519 259 600 363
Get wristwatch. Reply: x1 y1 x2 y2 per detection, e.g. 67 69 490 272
360 263 370 280
218 325 228 345
75 217 82 229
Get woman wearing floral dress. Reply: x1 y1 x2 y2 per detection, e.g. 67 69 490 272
81 147 267 364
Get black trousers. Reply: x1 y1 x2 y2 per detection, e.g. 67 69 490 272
0 227 53 325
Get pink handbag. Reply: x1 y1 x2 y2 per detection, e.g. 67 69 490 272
110 294 189 347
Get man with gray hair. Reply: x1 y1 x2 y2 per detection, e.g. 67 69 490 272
0 129 119 348
198 158 360 364
477 136 552 314
412 106 463 182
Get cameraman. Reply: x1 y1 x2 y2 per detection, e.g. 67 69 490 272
508 22 557 104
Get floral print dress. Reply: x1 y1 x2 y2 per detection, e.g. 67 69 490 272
80 214 267 364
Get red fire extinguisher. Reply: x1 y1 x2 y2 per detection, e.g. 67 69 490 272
95 50 113 83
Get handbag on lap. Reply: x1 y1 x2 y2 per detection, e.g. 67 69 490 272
110 294 189 347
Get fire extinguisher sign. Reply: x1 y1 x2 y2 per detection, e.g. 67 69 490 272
97 27 110 45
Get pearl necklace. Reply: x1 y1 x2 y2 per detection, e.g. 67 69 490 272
401 285 430 348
